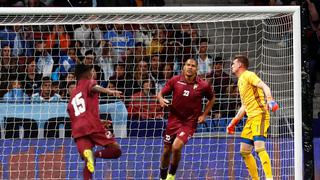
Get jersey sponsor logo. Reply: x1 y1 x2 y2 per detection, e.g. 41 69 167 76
183 90 189 97
177 81 186 85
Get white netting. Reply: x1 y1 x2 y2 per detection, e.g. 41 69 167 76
0 7 299 179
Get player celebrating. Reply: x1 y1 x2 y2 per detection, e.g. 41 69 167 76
227 55 279 180
67 63 122 180
157 58 215 180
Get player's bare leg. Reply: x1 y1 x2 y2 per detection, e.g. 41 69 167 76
95 142 122 159
254 141 273 179
160 144 172 180
166 138 184 180
240 142 259 180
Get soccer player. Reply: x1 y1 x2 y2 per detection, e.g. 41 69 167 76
227 55 279 180
67 63 122 180
157 58 215 180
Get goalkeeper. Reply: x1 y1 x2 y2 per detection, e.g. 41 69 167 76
227 55 279 180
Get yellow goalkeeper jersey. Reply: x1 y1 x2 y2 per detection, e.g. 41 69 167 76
238 70 268 118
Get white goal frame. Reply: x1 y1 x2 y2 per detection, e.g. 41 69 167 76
0 6 302 179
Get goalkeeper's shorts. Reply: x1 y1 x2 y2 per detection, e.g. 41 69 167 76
241 113 270 144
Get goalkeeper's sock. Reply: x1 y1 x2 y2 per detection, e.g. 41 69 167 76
95 146 121 159
240 150 259 180
169 163 178 175
256 148 273 179
160 166 168 179
83 165 93 180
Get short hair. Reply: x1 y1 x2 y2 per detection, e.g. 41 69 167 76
185 58 198 66
199 37 209 44
234 55 249 69
213 56 223 64
75 63 93 80
84 49 96 57
67 81 76 88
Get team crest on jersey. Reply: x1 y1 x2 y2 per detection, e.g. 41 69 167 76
193 84 198 90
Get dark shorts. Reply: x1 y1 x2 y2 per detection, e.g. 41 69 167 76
163 116 197 145
75 130 116 155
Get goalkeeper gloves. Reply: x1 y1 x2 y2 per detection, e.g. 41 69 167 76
266 96 279 112
227 117 241 134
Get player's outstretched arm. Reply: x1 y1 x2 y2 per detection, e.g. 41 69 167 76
92 85 123 98
227 105 246 134
198 96 215 124
256 81 279 112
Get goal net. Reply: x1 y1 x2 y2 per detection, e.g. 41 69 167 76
0 6 301 179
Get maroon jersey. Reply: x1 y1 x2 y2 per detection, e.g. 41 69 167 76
67 79 105 138
161 75 214 122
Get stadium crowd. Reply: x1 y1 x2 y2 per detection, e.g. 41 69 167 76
0 22 238 121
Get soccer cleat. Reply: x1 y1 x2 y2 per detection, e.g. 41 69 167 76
166 174 175 180
83 149 95 173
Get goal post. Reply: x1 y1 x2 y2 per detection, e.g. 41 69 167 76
0 6 302 179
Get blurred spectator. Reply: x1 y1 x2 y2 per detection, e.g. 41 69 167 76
134 24 153 47
156 63 174 93
195 37 213 78
59 70 76 98
83 49 106 86
125 42 148 76
96 42 116 81
18 57 42 96
31 77 61 102
3 78 30 103
221 84 240 118
52 47 78 81
8 25 34 57
127 79 164 120
51 81 60 96
175 23 193 47
0 45 18 97
150 54 162 81
146 28 166 55
108 63 127 95
207 57 233 93
0 25 33 56
35 40 54 77
74 24 103 55
163 40 183 75
126 59 150 96
206 57 233 118
190 28 199 51
74 40 85 57
103 24 134 58
46 25 71 58
61 81 76 100
0 26 15 48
